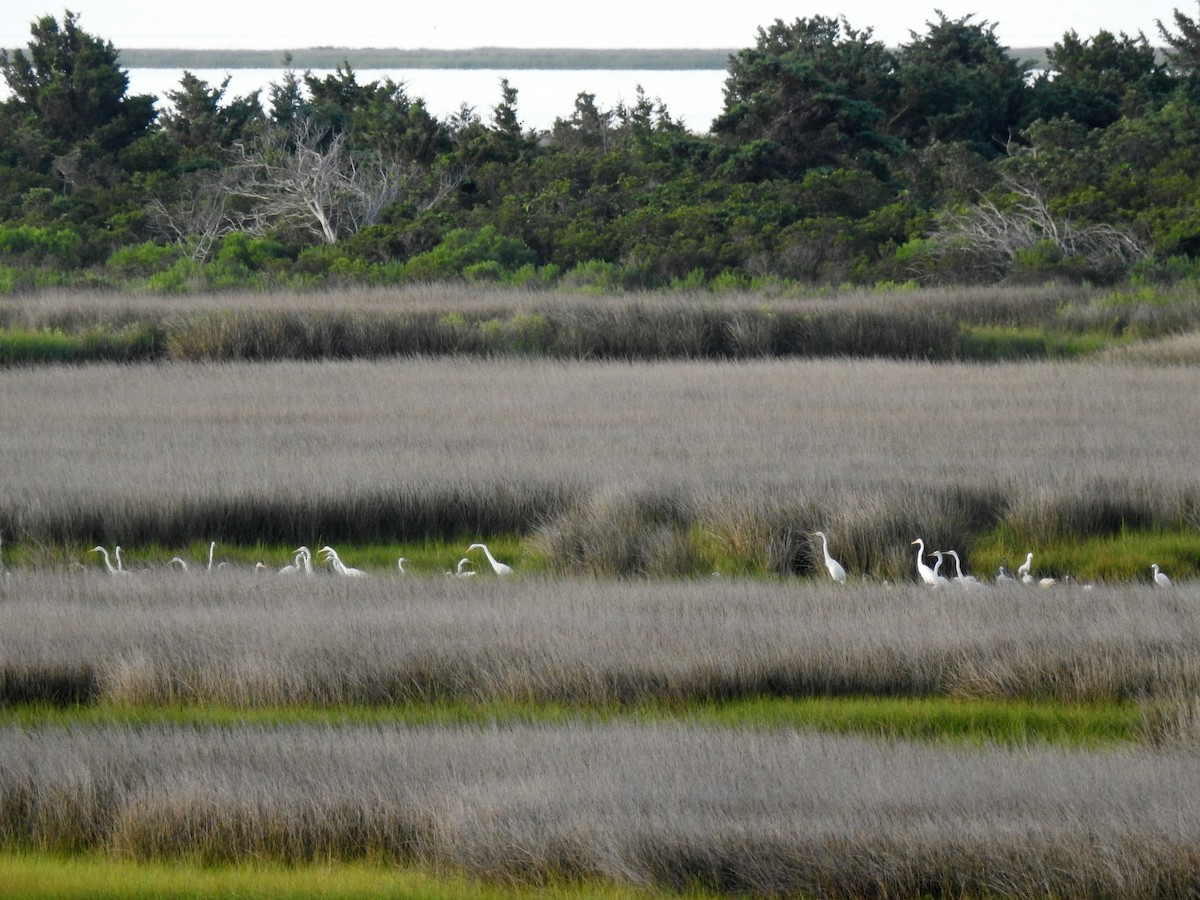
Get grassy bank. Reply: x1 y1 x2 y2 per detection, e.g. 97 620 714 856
0 695 1142 747
3 352 1199 579
4 722 1200 897
3 575 1198 707
2 283 1197 365
0 853 668 900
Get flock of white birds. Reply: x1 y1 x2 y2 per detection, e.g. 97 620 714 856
0 531 1173 585
814 531 1174 588
82 540 514 578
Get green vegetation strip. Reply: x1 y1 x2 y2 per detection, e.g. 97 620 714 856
0 853 671 900
0 696 1141 746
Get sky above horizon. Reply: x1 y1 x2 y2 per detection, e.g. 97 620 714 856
1 1 1189 52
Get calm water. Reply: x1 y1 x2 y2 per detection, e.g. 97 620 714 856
124 67 728 133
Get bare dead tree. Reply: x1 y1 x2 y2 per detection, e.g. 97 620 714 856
228 118 459 245
147 168 244 261
931 172 1147 274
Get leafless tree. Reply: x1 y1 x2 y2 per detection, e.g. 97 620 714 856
228 118 459 245
147 168 243 261
931 172 1147 274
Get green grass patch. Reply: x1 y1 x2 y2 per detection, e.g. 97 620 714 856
959 325 1115 360
0 852 672 900
0 696 1142 747
972 524 1200 583
0 324 162 365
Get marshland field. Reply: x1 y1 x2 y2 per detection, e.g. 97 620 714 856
4 284 1200 898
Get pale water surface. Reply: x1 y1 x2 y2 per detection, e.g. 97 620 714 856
124 67 729 133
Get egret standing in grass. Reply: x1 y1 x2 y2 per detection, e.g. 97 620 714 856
1152 564 1172 587
90 546 124 575
811 531 847 583
397 557 410 575
1018 552 1034 584
930 551 953 587
320 546 366 577
467 543 513 575
911 539 938 587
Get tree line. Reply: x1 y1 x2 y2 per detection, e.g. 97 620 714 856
2 8 1200 293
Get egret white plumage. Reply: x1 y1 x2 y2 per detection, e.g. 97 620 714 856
279 549 303 575
397 557 409 574
467 543 513 575
930 551 952 587
1152 564 1172 587
169 556 188 571
812 531 847 583
995 566 1015 585
320 546 366 577
1017 552 1034 583
944 550 979 586
206 541 217 571
90 546 124 575
911 539 938 587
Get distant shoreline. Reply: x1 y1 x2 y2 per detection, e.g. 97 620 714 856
114 47 739 70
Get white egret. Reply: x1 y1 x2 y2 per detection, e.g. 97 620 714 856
90 546 123 575
944 550 979 586
114 545 126 572
296 546 314 575
397 557 410 574
1039 577 1058 588
1017 552 1034 583
995 566 1015 585
278 549 303 575
911 539 938 587
467 543 513 575
1152 564 1172 587
320 546 366 577
206 541 217 571
169 557 188 571
812 531 847 583
930 551 952 587
254 561 267 573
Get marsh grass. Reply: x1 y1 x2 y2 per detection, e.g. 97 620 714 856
0 694 1141 747
3 354 1199 578
3 574 1199 708
4 722 1200 896
0 852 668 900
4 282 1194 364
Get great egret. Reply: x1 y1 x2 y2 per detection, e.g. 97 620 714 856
296 546 314 575
206 541 217 572
467 543 513 575
812 531 847 583
90 546 123 575
279 550 303 575
995 566 1015 585
1152 564 1172 587
911 539 938 587
943 550 979 586
1017 552 1034 583
930 551 952 587
320 546 366 577
169 556 188 571
397 557 409 574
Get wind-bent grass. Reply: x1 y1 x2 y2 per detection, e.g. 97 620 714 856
4 722 1200 897
3 573 1198 707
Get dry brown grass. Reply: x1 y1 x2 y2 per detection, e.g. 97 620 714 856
3 573 1198 706
3 719 1200 896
